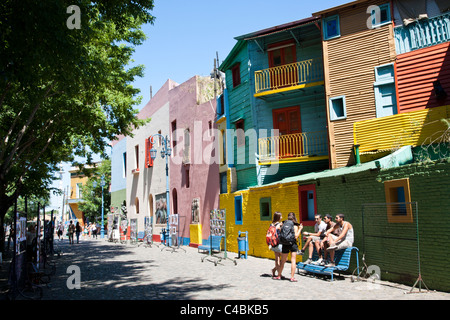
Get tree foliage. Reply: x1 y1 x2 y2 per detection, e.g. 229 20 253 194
0 0 155 251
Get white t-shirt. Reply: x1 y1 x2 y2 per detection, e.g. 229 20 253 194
314 221 327 234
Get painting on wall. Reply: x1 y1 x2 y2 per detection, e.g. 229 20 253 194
155 193 167 225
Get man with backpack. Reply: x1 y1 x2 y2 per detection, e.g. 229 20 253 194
277 212 303 282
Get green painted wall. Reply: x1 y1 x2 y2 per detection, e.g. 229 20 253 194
306 160 450 292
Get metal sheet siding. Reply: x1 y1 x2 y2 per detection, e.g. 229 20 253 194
324 20 396 168
396 42 450 113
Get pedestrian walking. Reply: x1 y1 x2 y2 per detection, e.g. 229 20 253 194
278 212 303 282
68 220 75 244
57 222 64 241
75 222 82 243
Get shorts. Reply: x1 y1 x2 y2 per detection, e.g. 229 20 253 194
329 235 353 250
269 244 282 253
310 236 322 243
281 242 298 254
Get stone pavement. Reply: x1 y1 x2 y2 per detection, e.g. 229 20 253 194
40 238 449 302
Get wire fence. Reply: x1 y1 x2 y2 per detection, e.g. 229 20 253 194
361 202 428 291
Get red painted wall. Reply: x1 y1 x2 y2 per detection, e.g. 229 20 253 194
396 42 450 113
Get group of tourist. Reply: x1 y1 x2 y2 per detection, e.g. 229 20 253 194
269 212 354 282
56 220 100 244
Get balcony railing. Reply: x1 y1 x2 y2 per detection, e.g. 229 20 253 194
254 58 324 96
258 130 328 162
394 13 450 54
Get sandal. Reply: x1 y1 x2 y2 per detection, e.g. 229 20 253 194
272 276 281 280
290 278 298 282
272 268 277 277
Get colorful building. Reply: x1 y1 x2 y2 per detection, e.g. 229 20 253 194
169 75 220 246
67 162 101 226
125 79 177 242
216 0 449 292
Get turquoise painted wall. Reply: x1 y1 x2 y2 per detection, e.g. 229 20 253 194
221 41 258 190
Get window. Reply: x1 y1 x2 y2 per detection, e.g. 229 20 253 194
235 119 245 147
384 178 413 223
231 63 241 88
323 15 340 40
220 129 227 165
171 120 177 150
329 96 347 121
185 168 190 188
298 184 317 226
134 145 139 169
234 195 243 225
220 172 227 194
135 197 140 214
369 3 391 28
76 183 83 199
374 64 397 118
260 197 272 221
183 128 190 164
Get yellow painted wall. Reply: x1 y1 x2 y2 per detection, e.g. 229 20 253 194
70 175 89 199
220 168 301 261
68 203 85 226
190 224 203 246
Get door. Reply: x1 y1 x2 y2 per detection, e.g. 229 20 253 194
268 41 297 89
375 83 397 117
273 106 302 158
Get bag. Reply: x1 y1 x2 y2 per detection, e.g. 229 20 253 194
279 220 295 245
266 224 279 247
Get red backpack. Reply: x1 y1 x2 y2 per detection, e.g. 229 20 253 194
266 224 279 247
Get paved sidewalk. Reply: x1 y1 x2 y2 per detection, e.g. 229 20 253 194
43 238 449 301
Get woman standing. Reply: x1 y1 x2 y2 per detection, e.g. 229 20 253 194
278 212 303 282
269 212 283 279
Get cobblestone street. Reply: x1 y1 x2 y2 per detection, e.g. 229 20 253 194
39 238 448 302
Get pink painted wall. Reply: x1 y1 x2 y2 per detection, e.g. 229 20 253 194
169 76 220 243
111 79 179 147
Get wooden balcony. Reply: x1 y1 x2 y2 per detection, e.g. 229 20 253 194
254 58 324 98
258 130 328 164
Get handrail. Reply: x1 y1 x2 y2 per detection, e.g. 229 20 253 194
258 130 328 162
394 13 450 54
255 58 324 94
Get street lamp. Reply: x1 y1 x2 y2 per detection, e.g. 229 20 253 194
149 134 171 245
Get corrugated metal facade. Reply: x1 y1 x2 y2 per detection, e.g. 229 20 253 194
396 41 450 113
321 0 397 168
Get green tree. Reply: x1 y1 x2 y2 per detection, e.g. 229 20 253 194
0 1 154 252
78 159 111 224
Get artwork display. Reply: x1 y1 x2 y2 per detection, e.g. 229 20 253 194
210 209 226 236
155 193 167 225
191 198 200 224
169 214 179 246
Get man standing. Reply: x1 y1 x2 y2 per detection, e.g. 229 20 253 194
325 214 354 267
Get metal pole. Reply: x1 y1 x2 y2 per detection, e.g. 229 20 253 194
165 137 170 245
101 184 105 238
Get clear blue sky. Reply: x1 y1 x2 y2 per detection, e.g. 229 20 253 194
49 0 351 212
131 0 350 110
